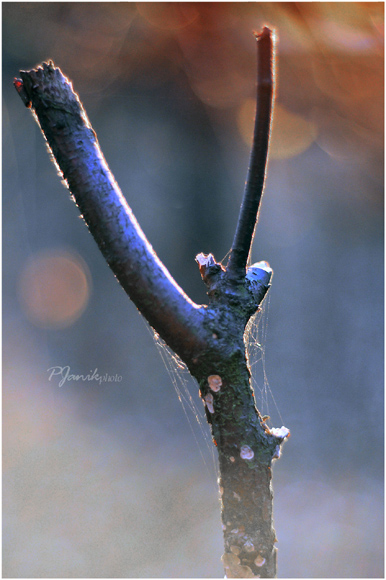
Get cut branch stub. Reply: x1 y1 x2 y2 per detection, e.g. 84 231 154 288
196 253 225 299
245 261 273 306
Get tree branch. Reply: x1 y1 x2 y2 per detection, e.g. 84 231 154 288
226 27 275 282
14 33 289 578
14 63 208 364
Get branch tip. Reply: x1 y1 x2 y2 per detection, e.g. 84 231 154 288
254 26 272 41
14 77 31 108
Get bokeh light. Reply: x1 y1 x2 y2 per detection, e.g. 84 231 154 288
3 2 383 578
238 98 318 159
18 249 91 329
136 2 200 30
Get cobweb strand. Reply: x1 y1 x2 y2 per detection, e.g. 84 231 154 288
244 295 283 426
142 319 219 484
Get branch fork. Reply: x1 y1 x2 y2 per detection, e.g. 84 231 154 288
14 27 288 579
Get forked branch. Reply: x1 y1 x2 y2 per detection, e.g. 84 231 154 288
14 29 288 578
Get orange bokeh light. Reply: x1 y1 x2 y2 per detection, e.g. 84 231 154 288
237 99 318 160
18 249 91 329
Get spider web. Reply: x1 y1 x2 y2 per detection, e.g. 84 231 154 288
145 292 283 480
144 321 219 484
244 294 283 426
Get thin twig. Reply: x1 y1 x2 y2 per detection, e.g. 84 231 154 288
227 27 275 281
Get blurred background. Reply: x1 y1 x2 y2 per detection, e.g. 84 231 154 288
3 2 384 577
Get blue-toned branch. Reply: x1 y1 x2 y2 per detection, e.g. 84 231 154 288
14 32 289 578
14 63 208 364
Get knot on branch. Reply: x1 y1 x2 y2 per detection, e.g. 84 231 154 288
196 253 225 298
269 426 291 460
196 254 273 322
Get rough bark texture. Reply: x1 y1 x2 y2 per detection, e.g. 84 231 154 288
14 29 289 578
192 254 284 578
15 62 207 364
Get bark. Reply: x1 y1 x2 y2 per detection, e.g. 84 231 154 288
14 27 289 578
